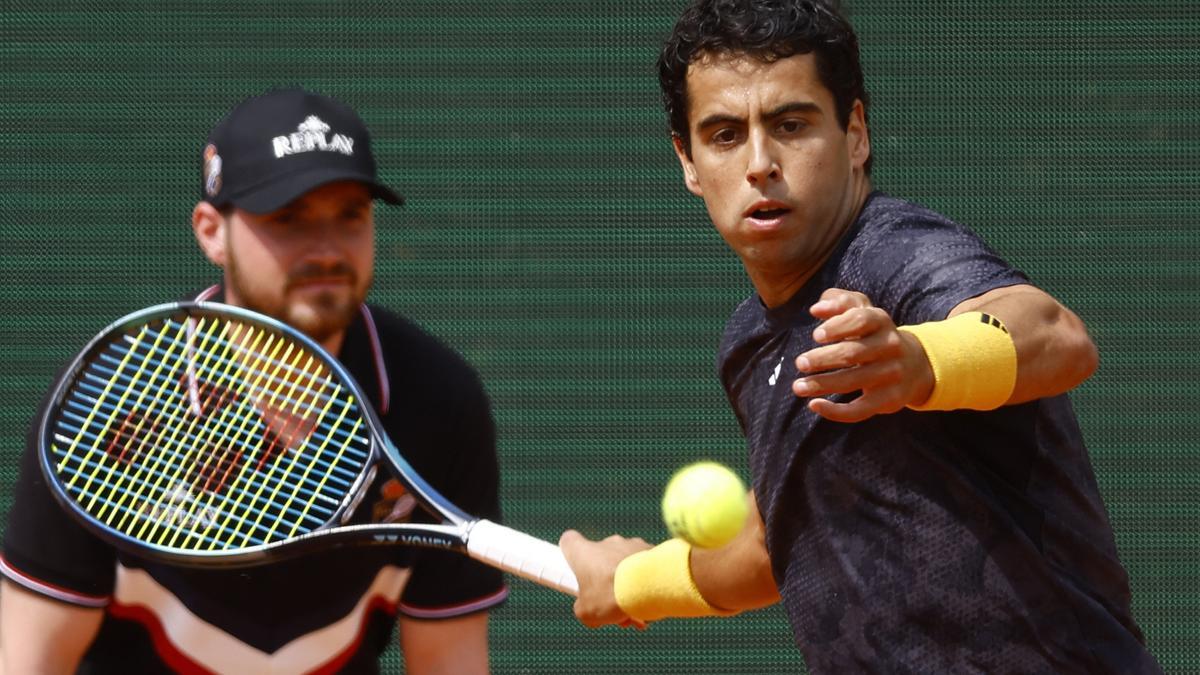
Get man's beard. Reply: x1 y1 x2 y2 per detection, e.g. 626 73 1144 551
226 254 370 346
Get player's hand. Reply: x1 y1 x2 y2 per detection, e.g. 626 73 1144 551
791 288 933 422
559 530 651 629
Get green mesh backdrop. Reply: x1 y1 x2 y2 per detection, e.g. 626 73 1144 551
2 1 1196 672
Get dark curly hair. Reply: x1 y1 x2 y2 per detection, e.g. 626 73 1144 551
657 0 872 172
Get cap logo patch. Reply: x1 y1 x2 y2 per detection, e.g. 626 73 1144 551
203 144 222 196
271 115 355 159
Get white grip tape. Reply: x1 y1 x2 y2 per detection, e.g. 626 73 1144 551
466 519 579 596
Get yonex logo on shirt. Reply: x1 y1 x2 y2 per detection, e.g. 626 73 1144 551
768 356 784 386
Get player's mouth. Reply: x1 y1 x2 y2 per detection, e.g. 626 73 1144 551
743 200 792 227
288 263 356 293
290 276 351 290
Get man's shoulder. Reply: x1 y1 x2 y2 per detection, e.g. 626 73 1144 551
721 295 767 344
364 305 458 354
841 191 1000 276
360 304 483 387
363 303 431 340
840 192 1025 323
853 191 965 241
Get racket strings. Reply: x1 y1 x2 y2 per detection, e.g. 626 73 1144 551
169 318 369 548
66 321 189 527
208 325 358 547
59 385 360 488
49 313 373 551
179 317 372 547
54 317 290 547
138 319 315 549
59 382 360 488
77 349 365 467
154 320 307 549
62 317 354 546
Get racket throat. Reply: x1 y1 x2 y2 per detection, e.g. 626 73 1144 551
340 464 379 524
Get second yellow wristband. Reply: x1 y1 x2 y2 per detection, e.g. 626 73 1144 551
613 538 737 622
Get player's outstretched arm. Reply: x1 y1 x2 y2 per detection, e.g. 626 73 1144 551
0 579 103 673
560 491 778 628
948 284 1098 404
791 285 1098 421
688 490 779 612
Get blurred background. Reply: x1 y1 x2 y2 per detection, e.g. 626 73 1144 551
2 1 1196 672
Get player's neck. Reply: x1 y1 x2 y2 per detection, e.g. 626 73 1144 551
320 333 346 357
220 285 347 357
751 177 872 309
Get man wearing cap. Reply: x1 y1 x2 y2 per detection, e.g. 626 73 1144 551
0 89 506 674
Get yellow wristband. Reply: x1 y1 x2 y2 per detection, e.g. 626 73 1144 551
613 538 738 622
897 311 1017 411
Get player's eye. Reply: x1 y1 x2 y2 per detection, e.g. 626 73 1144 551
710 127 740 146
341 208 369 224
268 213 297 227
777 119 806 135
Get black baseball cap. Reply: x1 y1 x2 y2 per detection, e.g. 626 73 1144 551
201 88 403 213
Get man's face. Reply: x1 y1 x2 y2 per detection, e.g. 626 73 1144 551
674 52 870 303
222 181 375 345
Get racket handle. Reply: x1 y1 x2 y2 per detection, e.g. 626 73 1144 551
467 519 579 596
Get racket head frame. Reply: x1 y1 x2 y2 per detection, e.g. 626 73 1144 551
37 301 473 566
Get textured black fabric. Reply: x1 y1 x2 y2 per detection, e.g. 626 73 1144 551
718 193 1161 673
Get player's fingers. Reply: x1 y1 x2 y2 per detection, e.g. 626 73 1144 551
573 599 595 627
558 529 604 569
793 359 902 399
812 306 893 343
807 387 907 423
577 611 610 629
598 534 648 549
796 330 900 374
796 342 870 375
810 288 873 319
574 595 637 629
558 529 586 553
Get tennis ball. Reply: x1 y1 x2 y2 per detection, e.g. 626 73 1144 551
661 461 748 548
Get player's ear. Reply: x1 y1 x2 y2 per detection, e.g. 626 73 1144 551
192 201 228 267
846 99 871 172
672 135 704 198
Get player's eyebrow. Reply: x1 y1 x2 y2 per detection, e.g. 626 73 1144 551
763 101 822 119
695 101 823 130
268 205 301 221
695 112 745 130
340 199 371 218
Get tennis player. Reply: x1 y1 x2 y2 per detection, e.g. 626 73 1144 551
1 88 506 673
560 1 1163 672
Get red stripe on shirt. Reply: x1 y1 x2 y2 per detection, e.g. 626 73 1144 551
307 594 400 675
107 601 217 675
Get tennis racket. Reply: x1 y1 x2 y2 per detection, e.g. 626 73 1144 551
38 301 578 595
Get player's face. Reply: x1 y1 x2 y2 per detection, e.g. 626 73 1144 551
674 53 870 306
223 181 375 348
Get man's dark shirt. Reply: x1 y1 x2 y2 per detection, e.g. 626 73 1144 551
719 193 1159 673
